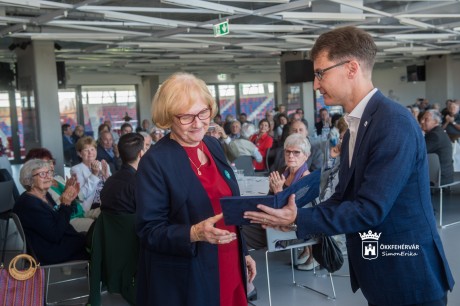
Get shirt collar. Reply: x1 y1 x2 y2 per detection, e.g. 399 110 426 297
345 88 378 124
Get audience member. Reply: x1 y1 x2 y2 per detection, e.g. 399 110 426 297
223 114 235 134
72 136 111 218
239 113 249 125
274 113 288 142
213 113 223 126
229 120 242 140
103 120 120 144
250 119 273 171
315 108 331 137
97 131 121 173
0 137 12 176
101 133 144 214
120 123 133 135
265 110 276 137
442 101 460 142
296 108 309 129
421 110 454 185
72 125 85 144
25 148 94 232
150 126 165 145
14 159 88 265
138 131 152 152
62 123 79 166
226 123 262 163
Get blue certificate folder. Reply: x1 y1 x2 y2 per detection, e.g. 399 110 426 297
220 170 320 226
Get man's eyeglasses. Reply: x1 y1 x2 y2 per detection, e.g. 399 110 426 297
175 108 211 125
314 60 350 81
33 170 54 178
284 149 302 157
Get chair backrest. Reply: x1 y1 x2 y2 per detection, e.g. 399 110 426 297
0 212 27 266
0 168 20 202
234 155 255 176
266 227 317 252
0 180 15 213
265 147 271 171
428 153 441 188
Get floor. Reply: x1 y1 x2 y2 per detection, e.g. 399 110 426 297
7 165 460 306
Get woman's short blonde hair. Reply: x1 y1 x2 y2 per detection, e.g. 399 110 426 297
151 72 218 129
76 136 97 152
20 159 51 191
284 134 311 156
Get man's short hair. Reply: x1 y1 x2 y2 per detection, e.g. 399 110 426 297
62 123 70 134
310 26 377 74
118 133 144 164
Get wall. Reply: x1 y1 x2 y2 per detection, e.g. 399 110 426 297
373 66 426 106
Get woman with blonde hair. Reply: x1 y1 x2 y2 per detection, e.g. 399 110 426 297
136 72 256 306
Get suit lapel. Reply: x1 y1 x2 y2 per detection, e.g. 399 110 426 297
340 90 382 192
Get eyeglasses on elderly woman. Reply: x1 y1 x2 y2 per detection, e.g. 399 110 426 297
32 170 54 178
175 108 211 125
284 149 302 157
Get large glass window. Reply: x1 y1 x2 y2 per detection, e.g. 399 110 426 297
239 83 275 123
58 90 78 128
218 84 236 120
82 85 137 140
0 92 23 160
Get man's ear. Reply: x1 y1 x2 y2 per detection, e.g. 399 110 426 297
348 60 359 78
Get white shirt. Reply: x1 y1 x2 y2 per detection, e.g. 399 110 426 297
344 88 378 166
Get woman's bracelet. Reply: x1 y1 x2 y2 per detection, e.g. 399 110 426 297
192 224 202 242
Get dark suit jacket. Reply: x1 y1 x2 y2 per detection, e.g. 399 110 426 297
62 135 79 166
96 144 121 174
296 90 454 305
135 135 247 306
100 164 136 214
13 192 88 265
425 125 454 185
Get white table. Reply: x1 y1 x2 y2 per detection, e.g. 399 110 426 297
237 176 269 196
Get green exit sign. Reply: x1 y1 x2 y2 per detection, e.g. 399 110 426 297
213 20 229 37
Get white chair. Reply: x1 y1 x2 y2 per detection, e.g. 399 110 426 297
265 228 336 306
428 153 460 228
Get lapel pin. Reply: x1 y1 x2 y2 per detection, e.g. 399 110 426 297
364 121 368 127
224 170 231 179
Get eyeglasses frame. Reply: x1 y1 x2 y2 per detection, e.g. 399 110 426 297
32 170 54 179
314 60 350 81
175 108 212 125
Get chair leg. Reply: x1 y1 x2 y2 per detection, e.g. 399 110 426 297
440 188 443 227
265 250 272 306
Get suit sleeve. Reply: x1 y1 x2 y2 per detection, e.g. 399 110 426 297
297 112 420 237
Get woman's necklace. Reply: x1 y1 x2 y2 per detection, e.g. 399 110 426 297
188 142 205 175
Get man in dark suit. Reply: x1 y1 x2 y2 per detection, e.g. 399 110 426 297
421 109 454 185
62 124 79 166
245 26 454 306
97 130 121 174
100 133 144 214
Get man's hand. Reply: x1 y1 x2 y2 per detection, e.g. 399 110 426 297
244 194 298 229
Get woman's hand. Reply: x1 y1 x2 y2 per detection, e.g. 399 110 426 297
101 160 110 180
191 213 237 244
60 184 79 205
90 160 101 176
245 255 257 283
269 171 285 194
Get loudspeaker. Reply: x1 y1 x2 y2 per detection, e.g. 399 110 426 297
0 62 15 90
285 59 315 84
56 61 66 88
407 65 425 82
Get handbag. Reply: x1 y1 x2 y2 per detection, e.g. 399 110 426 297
1 215 45 306
312 235 344 273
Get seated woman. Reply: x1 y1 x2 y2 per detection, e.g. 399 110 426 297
71 136 111 219
250 119 273 171
25 148 94 232
13 159 88 265
268 133 317 270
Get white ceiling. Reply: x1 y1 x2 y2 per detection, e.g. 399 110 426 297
1 0 460 77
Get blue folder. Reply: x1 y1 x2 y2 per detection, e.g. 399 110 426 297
220 170 321 226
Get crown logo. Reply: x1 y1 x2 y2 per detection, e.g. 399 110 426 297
359 230 381 241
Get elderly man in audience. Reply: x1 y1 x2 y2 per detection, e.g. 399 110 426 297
120 122 133 135
72 136 111 218
100 133 144 214
421 109 454 185
138 131 152 152
97 130 121 173
226 123 262 163
150 126 165 145
72 125 85 144
442 100 460 142
229 120 242 140
14 159 88 265
62 123 79 166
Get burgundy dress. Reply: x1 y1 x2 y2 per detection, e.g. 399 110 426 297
183 142 246 306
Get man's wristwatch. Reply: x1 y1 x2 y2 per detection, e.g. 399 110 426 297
289 223 298 231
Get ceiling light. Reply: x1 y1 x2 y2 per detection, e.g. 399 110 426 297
384 34 453 40
103 11 196 28
278 12 366 21
384 47 428 52
0 0 40 8
161 0 251 15
397 18 430 29
179 54 234 59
